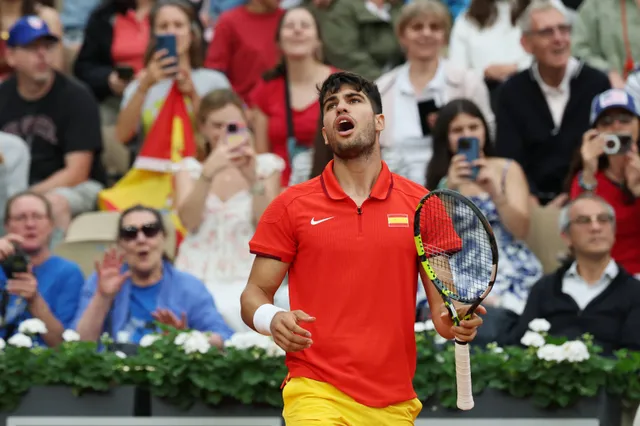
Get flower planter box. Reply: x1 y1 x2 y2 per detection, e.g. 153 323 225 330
0 385 137 425
151 396 283 425
416 389 621 426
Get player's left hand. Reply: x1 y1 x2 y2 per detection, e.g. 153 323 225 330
441 305 486 343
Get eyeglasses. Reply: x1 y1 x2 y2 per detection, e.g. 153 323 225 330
9 213 48 223
570 213 614 227
119 222 162 241
527 23 572 38
597 113 635 127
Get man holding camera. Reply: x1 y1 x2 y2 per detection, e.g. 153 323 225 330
568 88 640 276
0 192 84 346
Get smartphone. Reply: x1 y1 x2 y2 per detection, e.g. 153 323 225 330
417 99 440 136
114 64 134 81
457 137 480 180
225 123 249 151
155 34 177 68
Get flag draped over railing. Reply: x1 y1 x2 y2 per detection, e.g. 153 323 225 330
98 82 196 245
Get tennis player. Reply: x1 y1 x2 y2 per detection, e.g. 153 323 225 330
240 71 486 425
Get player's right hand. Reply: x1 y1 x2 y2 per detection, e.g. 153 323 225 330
270 310 316 353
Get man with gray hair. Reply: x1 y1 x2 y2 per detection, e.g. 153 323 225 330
504 193 640 355
495 0 609 207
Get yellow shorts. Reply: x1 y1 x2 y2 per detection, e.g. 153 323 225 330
282 377 422 426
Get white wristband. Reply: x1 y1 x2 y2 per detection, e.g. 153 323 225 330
253 304 286 336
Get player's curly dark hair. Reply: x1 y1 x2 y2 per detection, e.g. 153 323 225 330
317 72 383 120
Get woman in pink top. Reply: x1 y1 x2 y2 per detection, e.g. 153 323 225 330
250 6 335 187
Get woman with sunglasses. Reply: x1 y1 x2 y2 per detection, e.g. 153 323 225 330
72 205 234 346
565 89 640 276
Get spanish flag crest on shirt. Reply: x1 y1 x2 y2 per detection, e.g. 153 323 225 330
97 82 196 242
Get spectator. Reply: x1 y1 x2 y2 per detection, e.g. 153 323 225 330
116 0 229 145
73 205 234 346
376 0 494 184
425 99 541 339
74 0 153 125
441 0 471 20
571 0 640 88
251 6 335 187
0 16 106 237
60 0 101 49
495 0 609 207
448 0 532 88
0 192 85 346
566 89 640 276
0 0 63 81
505 194 640 355
0 132 30 229
312 0 404 81
204 0 283 102
174 89 285 331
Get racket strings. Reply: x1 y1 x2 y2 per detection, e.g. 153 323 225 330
419 193 494 303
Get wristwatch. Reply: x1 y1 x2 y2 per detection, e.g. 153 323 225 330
578 171 597 192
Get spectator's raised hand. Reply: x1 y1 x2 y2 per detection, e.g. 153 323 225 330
96 248 130 298
108 71 128 96
446 154 473 190
473 158 501 198
152 309 187 330
580 129 605 179
176 67 196 97
0 234 23 261
7 266 38 302
139 49 179 91
230 145 257 185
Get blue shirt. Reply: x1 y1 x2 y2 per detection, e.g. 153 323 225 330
61 0 101 30
71 261 234 342
0 256 84 345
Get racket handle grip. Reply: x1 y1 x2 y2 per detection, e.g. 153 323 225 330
455 342 474 410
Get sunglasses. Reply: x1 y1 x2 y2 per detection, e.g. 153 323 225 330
119 222 162 241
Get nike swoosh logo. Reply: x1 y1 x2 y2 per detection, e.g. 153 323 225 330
310 217 334 225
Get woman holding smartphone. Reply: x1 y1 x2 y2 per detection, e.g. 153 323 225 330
426 99 541 338
115 0 229 145
172 89 285 332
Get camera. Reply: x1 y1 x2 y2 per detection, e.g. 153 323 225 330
602 134 633 155
1 243 29 279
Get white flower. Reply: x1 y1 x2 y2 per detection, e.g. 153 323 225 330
424 320 435 331
520 331 545 348
115 351 127 359
537 344 565 362
8 333 33 348
528 318 551 333
18 318 47 335
414 320 436 333
224 331 284 357
0 338 5 350
62 329 80 342
139 334 160 348
174 332 190 346
116 331 131 344
560 340 590 363
492 346 504 354
434 334 448 345
180 331 211 354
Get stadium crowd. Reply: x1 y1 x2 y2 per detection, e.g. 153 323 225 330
0 0 639 377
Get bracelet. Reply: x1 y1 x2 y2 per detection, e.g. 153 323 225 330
253 304 286 336
578 171 597 192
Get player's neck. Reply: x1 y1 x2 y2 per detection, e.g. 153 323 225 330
574 255 612 285
333 151 383 201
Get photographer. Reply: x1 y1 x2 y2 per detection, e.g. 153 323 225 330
0 192 84 346
566 89 640 276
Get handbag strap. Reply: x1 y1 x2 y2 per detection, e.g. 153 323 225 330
284 72 296 142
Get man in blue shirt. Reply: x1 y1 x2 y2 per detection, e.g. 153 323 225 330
0 191 84 346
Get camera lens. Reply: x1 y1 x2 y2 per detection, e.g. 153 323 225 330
605 140 616 149
227 123 238 133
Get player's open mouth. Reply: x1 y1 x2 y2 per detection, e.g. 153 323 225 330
335 115 355 137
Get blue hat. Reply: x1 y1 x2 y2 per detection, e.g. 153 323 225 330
590 89 640 126
7 16 58 48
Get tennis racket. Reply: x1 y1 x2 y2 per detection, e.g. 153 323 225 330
413 188 498 410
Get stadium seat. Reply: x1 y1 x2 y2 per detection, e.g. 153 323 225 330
525 205 567 274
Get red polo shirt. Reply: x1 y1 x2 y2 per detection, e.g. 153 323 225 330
249 160 458 407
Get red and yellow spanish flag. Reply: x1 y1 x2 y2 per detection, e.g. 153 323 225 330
97 82 196 244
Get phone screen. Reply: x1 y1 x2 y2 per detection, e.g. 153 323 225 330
155 34 177 65
417 99 439 136
457 137 480 179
